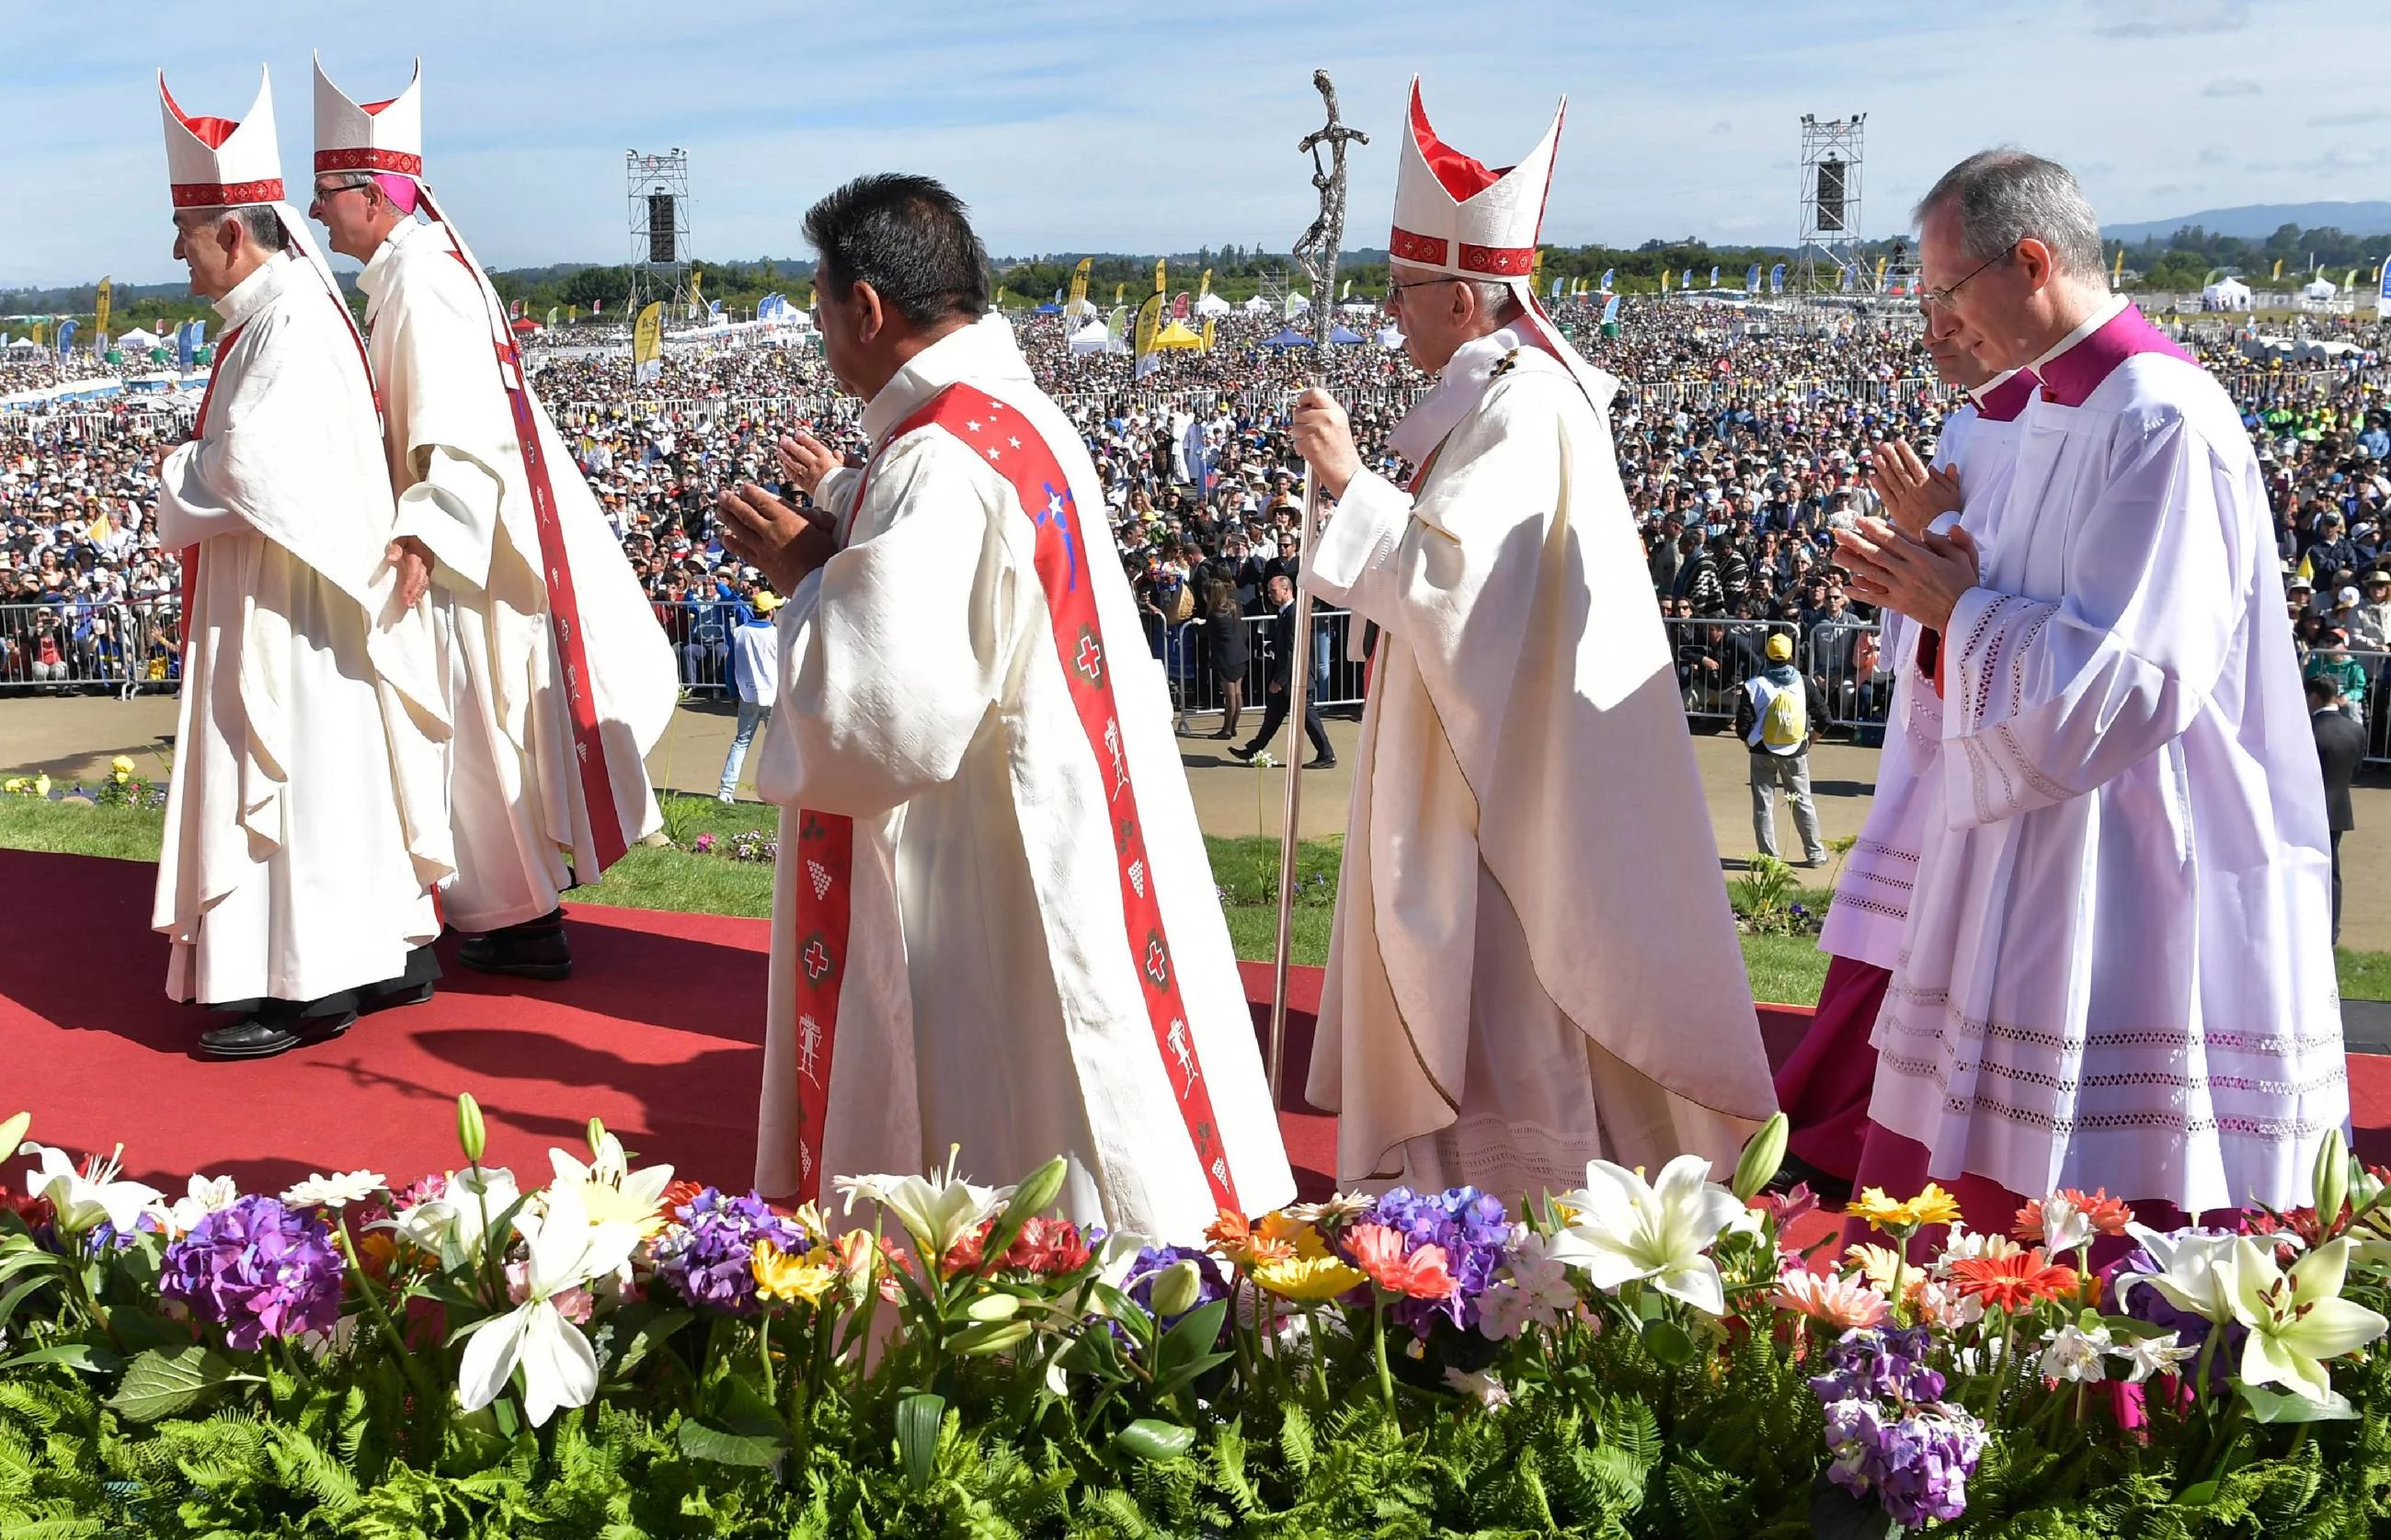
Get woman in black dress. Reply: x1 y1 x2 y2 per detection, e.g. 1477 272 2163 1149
1202 578 1251 741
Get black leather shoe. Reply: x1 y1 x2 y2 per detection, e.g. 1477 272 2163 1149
1227 745 1258 762
1305 757 1337 770
458 908 572 981
200 1004 358 1060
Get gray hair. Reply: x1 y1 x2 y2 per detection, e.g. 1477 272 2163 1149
176 204 289 255
1914 149 2105 285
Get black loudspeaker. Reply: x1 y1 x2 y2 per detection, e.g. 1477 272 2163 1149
647 193 677 264
1814 158 1847 234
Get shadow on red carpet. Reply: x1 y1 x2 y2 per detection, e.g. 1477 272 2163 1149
6 849 2385 1214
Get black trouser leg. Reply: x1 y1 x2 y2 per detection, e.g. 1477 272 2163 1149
1242 690 1289 754
1302 699 1333 759
2332 827 2345 947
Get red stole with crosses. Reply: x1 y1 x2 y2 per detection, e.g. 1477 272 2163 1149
784 382 1241 1214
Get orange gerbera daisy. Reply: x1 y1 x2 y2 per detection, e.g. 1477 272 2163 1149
1347 1222 1458 1300
1946 1246 2080 1312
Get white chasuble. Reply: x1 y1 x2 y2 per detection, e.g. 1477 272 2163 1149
359 217 674 930
152 251 452 1006
1302 326 1778 1201
1820 370 2034 974
753 315 1293 1243
1873 302 2344 1214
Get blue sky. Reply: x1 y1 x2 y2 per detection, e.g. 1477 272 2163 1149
5 0 2386 287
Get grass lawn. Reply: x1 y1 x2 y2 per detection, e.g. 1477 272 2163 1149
7 794 2384 1010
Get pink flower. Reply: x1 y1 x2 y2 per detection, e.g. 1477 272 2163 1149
504 1258 594 1324
1772 1265 1891 1329
1750 1181 1819 1229
1347 1222 1458 1300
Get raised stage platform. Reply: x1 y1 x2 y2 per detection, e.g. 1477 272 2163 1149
5 849 2384 1203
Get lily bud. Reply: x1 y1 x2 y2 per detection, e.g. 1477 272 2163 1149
0 1111 28 1168
1002 1156 1069 1227
456 1092 487 1165
1149 1259 1204 1319
587 1117 608 1158
965 1292 1021 1323
1731 1112 1790 1202
2314 1126 2350 1232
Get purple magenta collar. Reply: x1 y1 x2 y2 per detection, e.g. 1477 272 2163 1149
1973 369 2039 423
2034 303 2193 408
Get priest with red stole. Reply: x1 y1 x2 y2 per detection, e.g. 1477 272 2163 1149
1772 345 2037 1194
713 175 1293 1241
1836 151 2343 1233
1286 82 1778 1200
309 58 676 979
152 68 452 1058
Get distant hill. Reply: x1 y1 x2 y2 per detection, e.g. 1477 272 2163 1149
2106 201 2391 243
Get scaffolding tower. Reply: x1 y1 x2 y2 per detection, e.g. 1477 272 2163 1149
1795 114 1865 295
625 149 692 317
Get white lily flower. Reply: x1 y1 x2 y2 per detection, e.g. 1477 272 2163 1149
1545 1154 1746 1316
2036 1193 2093 1254
834 1148 1012 1260
20 1144 165 1236
2228 1236 2388 1408
2111 1330 2199 1384
2037 1323 2112 1383
383 1167 521 1272
167 1174 241 1236
2117 1225 2243 1324
456 1182 644 1427
548 1134 674 1235
1443 1365 1512 1409
280 1169 385 1210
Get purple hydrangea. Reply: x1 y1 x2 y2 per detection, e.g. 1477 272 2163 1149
654 1187 804 1316
159 1195 345 1351
1356 1186 1511 1336
1812 1328 1985 1527
1809 1325 1946 1406
1122 1243 1230 1340
1821 1397 1987 1527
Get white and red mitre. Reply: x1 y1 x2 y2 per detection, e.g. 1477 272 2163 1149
159 66 284 209
313 55 423 181
1389 79 1559 282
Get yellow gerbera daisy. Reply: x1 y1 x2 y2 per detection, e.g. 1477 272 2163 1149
753 1242 837 1306
1251 1253 1367 1302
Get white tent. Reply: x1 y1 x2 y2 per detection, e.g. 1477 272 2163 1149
1376 325 1406 349
117 326 160 350
2304 278 2340 301
1337 300 1375 316
1193 291 1230 317
1241 295 1273 314
2202 278 2253 311
1068 320 1112 355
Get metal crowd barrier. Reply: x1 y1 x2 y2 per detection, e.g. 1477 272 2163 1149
1146 608 1365 725
0 599 182 694
1661 615 1887 733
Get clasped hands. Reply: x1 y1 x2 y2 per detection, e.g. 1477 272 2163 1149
715 428 846 597
1834 439 1979 634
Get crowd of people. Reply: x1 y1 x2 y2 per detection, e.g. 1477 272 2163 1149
6 294 2389 751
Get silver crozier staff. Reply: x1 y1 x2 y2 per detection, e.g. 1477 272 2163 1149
1268 71 1367 1102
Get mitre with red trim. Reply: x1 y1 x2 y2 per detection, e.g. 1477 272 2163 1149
159 66 284 209
1387 79 1617 413
313 55 423 180
1389 79 1559 282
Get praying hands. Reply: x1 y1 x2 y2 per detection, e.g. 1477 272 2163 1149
1833 516 1981 635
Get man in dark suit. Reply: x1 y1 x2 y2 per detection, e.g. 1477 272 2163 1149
2311 671 2366 945
1230 573 1335 769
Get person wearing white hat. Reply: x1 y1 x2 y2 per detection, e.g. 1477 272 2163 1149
1285 81 1776 1197
310 58 676 981
152 67 453 1057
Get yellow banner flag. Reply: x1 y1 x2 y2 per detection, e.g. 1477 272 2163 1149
632 302 664 366
996 285 1007 308
94 278 111 337
1133 292 1163 357
1199 268 1212 301
1201 316 1216 352
689 269 704 309
2271 258 2283 280
1069 257 1092 309
1115 282 1124 305
2111 247 2124 284
1874 256 1887 290
1153 258 1166 296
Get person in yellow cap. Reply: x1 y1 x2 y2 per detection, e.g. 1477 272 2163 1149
1733 630 1827 867
718 589 782 803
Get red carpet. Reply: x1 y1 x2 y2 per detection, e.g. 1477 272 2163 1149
6 849 2387 1214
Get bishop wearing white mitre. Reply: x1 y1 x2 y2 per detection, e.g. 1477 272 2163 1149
1287 83 1778 1200
309 59 676 981
152 68 452 1059
1836 151 2343 1226
711 175 1293 1240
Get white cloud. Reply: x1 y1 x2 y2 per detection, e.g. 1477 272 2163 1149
2202 78 2262 97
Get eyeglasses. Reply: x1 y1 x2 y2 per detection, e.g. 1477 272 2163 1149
1916 244 2015 312
1381 277 1454 308
310 178 372 201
